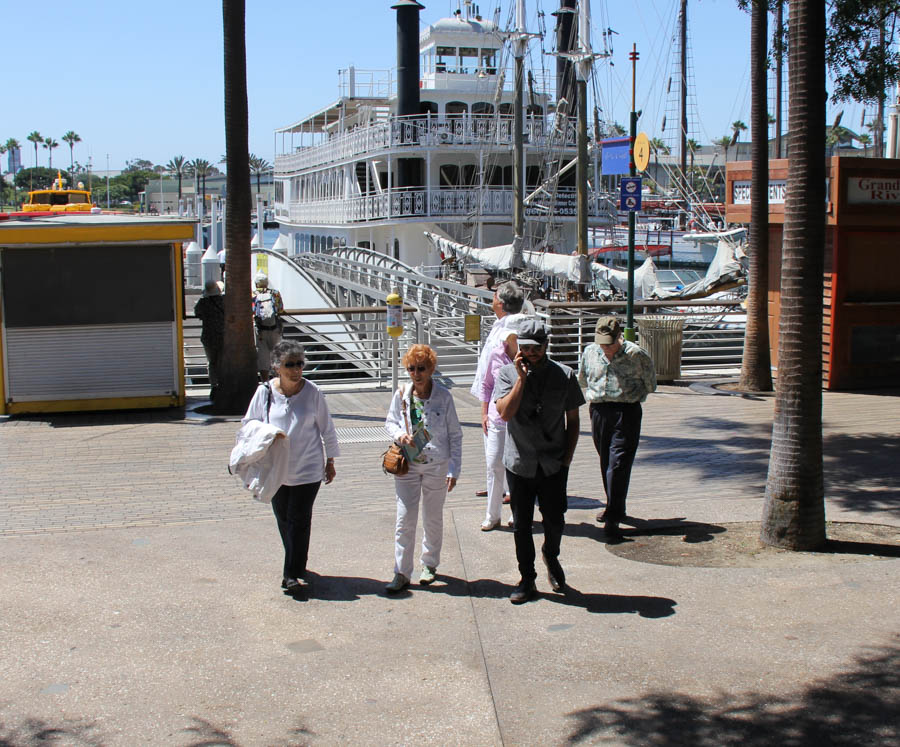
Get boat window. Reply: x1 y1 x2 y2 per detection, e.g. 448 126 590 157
526 104 543 116
526 166 541 188
480 49 497 75
462 165 478 186
439 164 460 187
436 46 455 73
498 103 514 115
459 47 478 74
420 101 438 115
446 101 468 118
30 193 52 204
485 166 503 186
472 102 494 116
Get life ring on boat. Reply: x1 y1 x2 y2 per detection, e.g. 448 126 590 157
687 218 698 231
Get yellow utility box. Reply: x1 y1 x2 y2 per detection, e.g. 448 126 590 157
0 214 196 414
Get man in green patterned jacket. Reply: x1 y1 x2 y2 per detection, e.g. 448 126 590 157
577 316 656 539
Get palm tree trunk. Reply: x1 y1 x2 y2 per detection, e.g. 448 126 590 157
761 0 827 550
739 0 773 392
217 0 258 413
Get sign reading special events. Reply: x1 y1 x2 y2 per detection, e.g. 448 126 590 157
847 177 900 205
732 180 787 205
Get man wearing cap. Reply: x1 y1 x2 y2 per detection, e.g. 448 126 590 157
252 272 284 381
494 318 585 604
577 316 656 539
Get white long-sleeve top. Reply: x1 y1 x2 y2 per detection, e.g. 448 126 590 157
242 380 340 486
385 382 463 478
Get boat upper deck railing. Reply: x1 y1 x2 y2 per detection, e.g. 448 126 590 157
275 113 577 174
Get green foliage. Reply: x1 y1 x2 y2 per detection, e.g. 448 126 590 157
114 169 156 200
827 0 900 104
15 167 56 190
124 158 156 173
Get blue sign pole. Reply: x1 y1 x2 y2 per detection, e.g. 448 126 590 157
625 45 640 342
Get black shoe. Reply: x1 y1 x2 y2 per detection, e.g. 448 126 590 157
541 552 566 592
596 509 607 523
603 522 623 542
510 579 537 605
282 577 310 594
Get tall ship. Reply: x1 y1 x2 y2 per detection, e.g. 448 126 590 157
272 0 612 273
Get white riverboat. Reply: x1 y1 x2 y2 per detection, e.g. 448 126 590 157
272 1 612 273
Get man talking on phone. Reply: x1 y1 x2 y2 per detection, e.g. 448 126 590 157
494 318 585 604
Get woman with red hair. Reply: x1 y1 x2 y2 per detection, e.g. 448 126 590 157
384 344 463 593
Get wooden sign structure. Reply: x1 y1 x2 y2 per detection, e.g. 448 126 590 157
726 156 900 390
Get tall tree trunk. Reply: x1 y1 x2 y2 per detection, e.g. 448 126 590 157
217 0 258 413
739 0 773 392
761 0 827 550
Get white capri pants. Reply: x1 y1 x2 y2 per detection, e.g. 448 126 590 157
483 421 508 523
393 460 449 578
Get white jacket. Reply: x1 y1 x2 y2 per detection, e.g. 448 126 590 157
229 420 290 503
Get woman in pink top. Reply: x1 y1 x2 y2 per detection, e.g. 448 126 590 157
479 327 518 530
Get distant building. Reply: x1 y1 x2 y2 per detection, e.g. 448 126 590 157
7 147 22 174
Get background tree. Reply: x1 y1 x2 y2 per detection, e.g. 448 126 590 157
761 0 827 551
730 119 748 157
249 154 271 198
62 131 81 181
26 131 42 189
738 0 773 393
189 158 214 204
15 167 56 191
648 138 669 188
166 155 187 201
43 137 59 169
0 142 7 207
714 134 733 161
826 0 900 156
857 132 872 153
218 0 258 413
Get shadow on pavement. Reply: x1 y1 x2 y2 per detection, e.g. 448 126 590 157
0 718 102 746
824 433 900 516
181 716 315 747
565 640 899 745
567 519 727 545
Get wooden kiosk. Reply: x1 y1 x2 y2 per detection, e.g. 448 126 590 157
0 214 196 414
726 156 900 390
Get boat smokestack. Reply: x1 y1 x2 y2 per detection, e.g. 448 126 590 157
393 0 423 119
393 0 424 189
553 0 577 116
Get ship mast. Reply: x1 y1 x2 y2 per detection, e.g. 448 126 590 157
512 0 528 243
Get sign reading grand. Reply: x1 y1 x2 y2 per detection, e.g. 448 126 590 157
847 177 900 205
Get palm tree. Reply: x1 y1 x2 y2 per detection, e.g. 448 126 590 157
218 0 258 413
5 138 21 208
739 0 773 393
760 0 827 551
0 142 6 208
249 154 271 197
685 138 700 191
26 131 43 190
730 119 748 158
188 158 214 204
714 134 732 161
166 156 187 201
857 132 872 155
62 131 81 181
43 137 60 169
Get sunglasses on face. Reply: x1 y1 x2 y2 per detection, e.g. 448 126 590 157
407 365 428 373
281 360 304 369
519 344 541 352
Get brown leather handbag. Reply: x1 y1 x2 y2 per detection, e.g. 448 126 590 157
382 386 412 476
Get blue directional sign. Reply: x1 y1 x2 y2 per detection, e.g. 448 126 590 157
620 177 643 212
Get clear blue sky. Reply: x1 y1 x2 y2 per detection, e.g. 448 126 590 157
5 0 862 172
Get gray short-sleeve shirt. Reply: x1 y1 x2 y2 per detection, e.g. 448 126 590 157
493 358 585 477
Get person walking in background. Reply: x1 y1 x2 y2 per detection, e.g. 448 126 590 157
194 280 225 402
252 272 284 381
478 325 518 531
384 345 463 593
242 341 339 595
577 316 656 540
470 281 525 500
495 318 584 604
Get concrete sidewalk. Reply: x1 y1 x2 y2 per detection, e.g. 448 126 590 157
1 383 898 745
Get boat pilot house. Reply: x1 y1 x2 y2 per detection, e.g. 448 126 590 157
726 156 900 390
0 215 195 414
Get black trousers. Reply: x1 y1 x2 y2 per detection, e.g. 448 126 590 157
506 465 568 583
271 482 321 579
590 402 643 524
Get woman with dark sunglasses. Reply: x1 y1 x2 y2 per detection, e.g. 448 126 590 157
242 340 339 595
384 344 462 593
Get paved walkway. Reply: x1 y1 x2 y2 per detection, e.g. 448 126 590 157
1 383 898 745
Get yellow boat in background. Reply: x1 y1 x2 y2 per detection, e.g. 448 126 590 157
22 171 94 213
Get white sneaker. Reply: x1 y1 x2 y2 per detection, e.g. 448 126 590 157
385 573 410 593
481 519 501 531
418 566 437 585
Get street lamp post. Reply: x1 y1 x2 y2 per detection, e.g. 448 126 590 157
106 154 110 210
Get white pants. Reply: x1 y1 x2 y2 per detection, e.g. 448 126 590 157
393 460 448 578
483 422 508 523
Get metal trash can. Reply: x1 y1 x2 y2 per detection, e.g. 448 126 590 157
636 316 685 382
